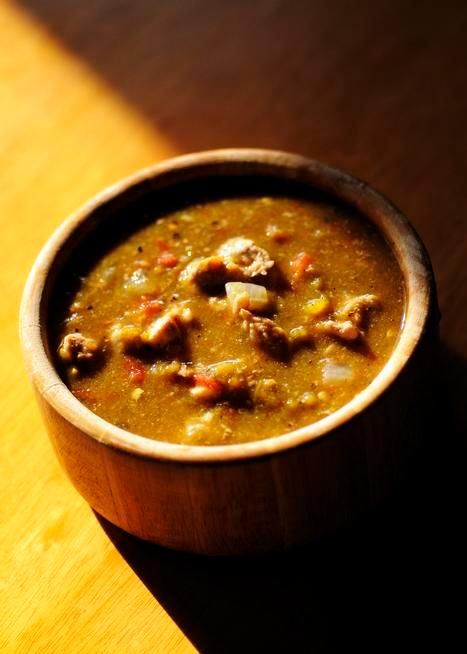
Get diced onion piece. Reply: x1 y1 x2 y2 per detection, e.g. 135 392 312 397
225 282 270 314
123 269 157 295
322 360 354 384
158 252 179 268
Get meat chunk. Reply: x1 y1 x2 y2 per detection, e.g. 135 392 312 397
58 333 100 363
188 360 252 405
336 294 380 327
141 306 194 348
217 238 274 277
157 360 252 406
239 309 289 360
253 378 283 408
179 238 274 293
206 359 252 398
179 256 243 292
313 319 361 341
307 295 379 343
189 374 224 402
206 358 247 382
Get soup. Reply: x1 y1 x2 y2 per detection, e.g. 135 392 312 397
55 195 404 445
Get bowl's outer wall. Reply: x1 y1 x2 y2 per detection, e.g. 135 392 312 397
34 318 438 555
22 150 439 554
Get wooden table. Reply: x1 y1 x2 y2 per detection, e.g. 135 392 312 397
1 2 465 652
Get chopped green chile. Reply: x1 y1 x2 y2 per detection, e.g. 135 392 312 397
55 196 404 445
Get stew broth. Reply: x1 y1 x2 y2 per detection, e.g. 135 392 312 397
55 195 404 445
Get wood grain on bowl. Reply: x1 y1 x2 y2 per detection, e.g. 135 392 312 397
20 150 438 554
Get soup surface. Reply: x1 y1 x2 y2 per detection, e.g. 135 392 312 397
55 195 404 445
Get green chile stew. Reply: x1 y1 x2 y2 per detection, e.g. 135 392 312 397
53 190 404 445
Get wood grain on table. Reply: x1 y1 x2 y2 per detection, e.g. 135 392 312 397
1 1 465 652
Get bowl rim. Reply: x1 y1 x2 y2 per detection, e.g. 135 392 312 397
20 148 434 464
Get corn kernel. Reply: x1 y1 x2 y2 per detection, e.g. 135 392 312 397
131 388 144 401
300 392 318 407
304 296 331 318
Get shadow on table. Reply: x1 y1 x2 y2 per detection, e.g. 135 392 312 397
16 0 464 175
13 0 369 156
96 342 465 653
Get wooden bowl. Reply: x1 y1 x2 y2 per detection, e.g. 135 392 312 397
20 149 438 555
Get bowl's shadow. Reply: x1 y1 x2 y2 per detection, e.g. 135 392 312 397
96 342 465 653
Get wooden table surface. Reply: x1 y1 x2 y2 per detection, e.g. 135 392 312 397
1 1 465 652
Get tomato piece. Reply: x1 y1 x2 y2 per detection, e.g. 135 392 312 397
141 299 164 318
123 356 146 384
291 252 314 274
140 293 159 301
156 238 170 251
193 374 223 394
290 252 315 286
158 252 179 268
